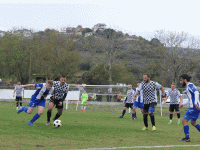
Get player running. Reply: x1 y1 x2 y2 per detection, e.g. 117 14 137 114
179 74 200 142
17 80 56 126
46 75 69 125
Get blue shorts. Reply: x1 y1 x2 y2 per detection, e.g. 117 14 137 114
29 98 46 108
184 108 200 122
133 101 144 109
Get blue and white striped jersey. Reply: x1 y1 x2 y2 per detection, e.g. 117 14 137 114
134 87 144 103
186 82 200 109
32 83 56 100
126 89 134 103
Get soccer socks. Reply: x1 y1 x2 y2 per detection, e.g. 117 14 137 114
170 114 173 122
135 112 137 118
31 113 40 122
132 113 135 119
195 124 200 132
20 102 22 106
47 110 52 122
150 114 155 126
143 114 148 127
184 125 190 139
84 106 86 110
122 110 126 116
81 105 83 110
54 113 61 120
177 113 180 120
24 107 28 113
16 102 19 107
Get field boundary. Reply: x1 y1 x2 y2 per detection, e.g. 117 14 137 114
72 144 200 150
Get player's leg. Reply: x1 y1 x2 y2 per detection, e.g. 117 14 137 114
54 108 63 120
132 107 136 120
46 101 54 125
17 98 35 114
119 104 127 118
175 105 181 124
142 104 149 130
16 97 19 110
28 106 44 126
149 103 157 130
179 110 191 142
83 103 86 111
19 97 22 108
168 105 173 124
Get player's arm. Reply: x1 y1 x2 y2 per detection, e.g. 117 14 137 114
13 90 16 97
194 91 200 110
133 91 139 100
179 94 183 108
20 84 35 88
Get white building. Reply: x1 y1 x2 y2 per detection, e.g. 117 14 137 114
93 23 106 33
0 31 5 37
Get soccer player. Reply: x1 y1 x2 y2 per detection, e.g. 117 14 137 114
133 74 165 131
163 83 182 124
13 81 24 110
17 80 56 126
81 90 88 111
119 84 134 118
132 81 144 120
46 75 69 125
179 74 200 142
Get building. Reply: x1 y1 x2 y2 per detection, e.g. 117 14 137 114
93 23 106 34
0 30 5 37
13 29 32 37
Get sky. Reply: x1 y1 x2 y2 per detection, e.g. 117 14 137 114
1 0 200 40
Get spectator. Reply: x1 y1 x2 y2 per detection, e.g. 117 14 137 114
117 91 121 102
113 91 118 102
96 90 102 102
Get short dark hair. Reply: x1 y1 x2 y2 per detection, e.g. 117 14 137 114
144 74 150 77
180 74 191 82
61 75 66 78
47 80 54 85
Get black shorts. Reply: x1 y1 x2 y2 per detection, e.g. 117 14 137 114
169 104 179 112
125 103 133 108
49 99 63 109
16 96 22 101
143 103 157 113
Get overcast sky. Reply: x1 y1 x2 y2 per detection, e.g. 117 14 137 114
1 0 200 40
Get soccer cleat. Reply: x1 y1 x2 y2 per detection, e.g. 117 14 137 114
179 138 190 142
131 118 134 120
168 122 172 124
81 109 83 111
17 106 25 114
46 121 50 126
177 121 181 124
152 126 156 131
28 122 36 126
119 116 123 118
134 117 137 119
142 127 148 130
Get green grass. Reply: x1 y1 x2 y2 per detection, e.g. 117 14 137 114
0 103 200 150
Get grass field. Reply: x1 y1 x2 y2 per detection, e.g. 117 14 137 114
1 102 200 150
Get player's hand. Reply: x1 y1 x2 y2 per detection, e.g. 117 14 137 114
132 95 136 100
195 104 200 110
13 94 15 97
86 100 87 103
179 103 183 108
58 101 62 106
163 101 166 105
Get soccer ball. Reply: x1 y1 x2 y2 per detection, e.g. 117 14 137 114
53 120 62 128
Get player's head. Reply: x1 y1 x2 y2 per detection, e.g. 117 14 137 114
84 90 86 93
17 81 21 85
128 84 132 89
46 80 53 90
137 81 141 87
171 83 176 90
179 74 191 87
143 74 150 83
60 75 66 86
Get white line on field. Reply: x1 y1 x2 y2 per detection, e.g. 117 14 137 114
71 144 200 150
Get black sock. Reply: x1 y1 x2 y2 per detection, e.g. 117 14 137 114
150 114 155 126
135 112 137 118
20 102 22 106
54 113 61 120
170 114 173 120
47 110 52 122
143 114 148 127
122 110 126 116
177 113 180 119
16 102 19 107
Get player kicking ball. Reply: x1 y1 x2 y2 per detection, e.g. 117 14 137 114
17 81 56 126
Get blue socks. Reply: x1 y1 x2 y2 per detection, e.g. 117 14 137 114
31 113 40 122
195 124 200 132
132 113 135 119
24 108 28 113
184 125 189 139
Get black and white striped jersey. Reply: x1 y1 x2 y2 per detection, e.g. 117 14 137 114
53 81 69 100
137 81 162 104
166 89 181 105
126 89 134 103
